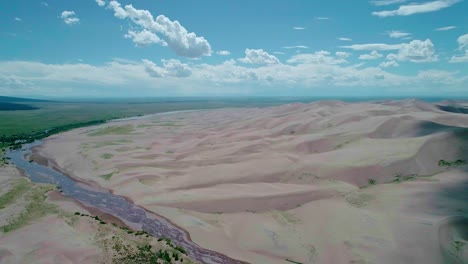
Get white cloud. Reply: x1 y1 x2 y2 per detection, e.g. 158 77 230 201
315 17 330 20
287 50 348 64
388 39 438 63
239 49 280 64
449 50 468 63
124 29 166 46
142 59 164 77
372 0 461 17
359 50 384 60
216 50 231 56
273 52 286 55
450 34 468 63
105 0 211 58
336 51 351 58
283 45 308 49
162 59 192 77
338 37 352 41
456 34 468 50
387 30 411 38
142 59 191 78
346 39 437 63
370 0 406 6
14 17 22 22
379 61 399 67
435 26 456 31
0 58 465 97
41 2 48 7
61 11 80 25
96 0 106 7
342 43 402 51
293 27 305 30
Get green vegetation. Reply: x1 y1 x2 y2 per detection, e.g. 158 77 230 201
153 122 184 127
438 159 467 167
110 238 185 264
1 183 58 232
368 179 376 185
100 172 114 180
454 240 466 252
0 178 30 209
74 213 190 263
391 173 416 183
0 119 107 151
88 125 135 137
100 153 114 159
286 259 303 264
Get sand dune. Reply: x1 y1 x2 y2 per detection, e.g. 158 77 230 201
37 100 468 263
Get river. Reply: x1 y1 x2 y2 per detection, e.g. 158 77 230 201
6 140 244 264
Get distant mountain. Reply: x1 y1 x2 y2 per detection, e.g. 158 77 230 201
0 96 52 103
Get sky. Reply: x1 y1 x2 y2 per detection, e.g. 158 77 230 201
0 0 467 98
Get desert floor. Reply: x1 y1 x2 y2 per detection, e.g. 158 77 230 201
36 100 468 264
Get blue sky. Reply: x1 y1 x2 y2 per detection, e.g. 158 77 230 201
0 0 467 98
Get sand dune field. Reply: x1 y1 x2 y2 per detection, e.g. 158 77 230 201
36 100 468 263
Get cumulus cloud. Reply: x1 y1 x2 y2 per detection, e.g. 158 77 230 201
104 0 211 58
372 0 461 17
338 37 352 41
95 0 106 6
216 50 231 56
239 49 280 64
336 51 351 58
435 26 456 31
388 30 411 38
287 50 348 64
343 39 437 63
142 59 164 77
124 29 166 46
142 59 191 77
61 11 80 25
379 61 399 67
293 27 305 30
14 17 22 22
450 34 468 63
387 39 438 63
359 50 384 60
370 0 406 6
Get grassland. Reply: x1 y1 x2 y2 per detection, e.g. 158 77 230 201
1 179 58 233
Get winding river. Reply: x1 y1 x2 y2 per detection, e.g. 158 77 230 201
6 140 244 264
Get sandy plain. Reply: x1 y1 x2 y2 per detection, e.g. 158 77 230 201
36 100 468 264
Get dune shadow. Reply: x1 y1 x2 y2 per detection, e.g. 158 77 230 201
437 105 468 114
416 121 463 137
434 129 468 263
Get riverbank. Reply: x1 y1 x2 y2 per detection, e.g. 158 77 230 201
0 164 197 263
